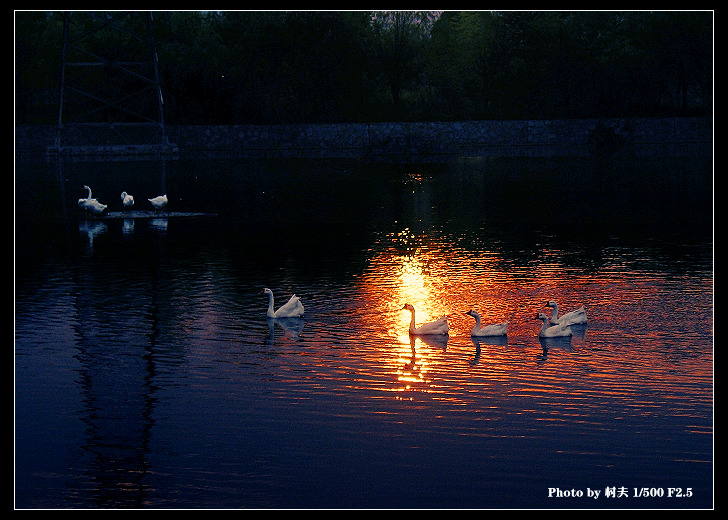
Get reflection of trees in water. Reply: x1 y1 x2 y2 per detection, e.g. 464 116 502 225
386 158 712 279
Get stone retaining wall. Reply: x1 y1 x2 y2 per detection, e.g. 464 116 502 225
16 117 712 159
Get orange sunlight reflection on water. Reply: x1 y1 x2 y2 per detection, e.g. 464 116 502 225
361 227 545 343
351 226 713 411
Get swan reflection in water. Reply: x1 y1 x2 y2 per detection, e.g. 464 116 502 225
471 335 508 348
403 337 419 372
149 218 168 233
411 331 449 350
469 335 507 365
568 323 588 341
397 334 449 390
78 220 107 252
536 335 575 363
122 219 135 235
398 336 435 390
266 316 305 345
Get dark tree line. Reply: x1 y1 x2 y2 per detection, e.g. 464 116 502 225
15 10 713 125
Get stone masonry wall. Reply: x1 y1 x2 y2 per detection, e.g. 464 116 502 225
16 117 712 159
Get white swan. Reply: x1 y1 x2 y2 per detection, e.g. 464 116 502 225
77 185 93 207
84 199 108 215
121 191 135 210
546 300 587 326
261 288 304 318
402 304 449 335
464 310 508 337
78 185 107 215
148 194 168 211
535 312 573 338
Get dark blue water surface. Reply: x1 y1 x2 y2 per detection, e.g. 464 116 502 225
15 155 713 509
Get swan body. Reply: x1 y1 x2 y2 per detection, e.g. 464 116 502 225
78 185 93 207
121 191 135 210
78 185 107 215
402 304 449 335
546 300 587 326
148 194 168 211
84 199 108 215
261 288 304 318
464 310 508 337
536 312 572 338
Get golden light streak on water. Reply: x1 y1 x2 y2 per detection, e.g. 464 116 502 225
347 225 713 417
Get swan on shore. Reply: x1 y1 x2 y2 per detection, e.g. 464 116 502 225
78 185 107 216
148 194 168 211
121 191 135 210
77 185 93 207
546 300 588 326
464 310 508 337
84 199 108 215
260 288 304 318
402 304 449 335
535 312 573 338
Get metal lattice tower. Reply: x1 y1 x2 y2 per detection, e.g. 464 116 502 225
52 11 175 156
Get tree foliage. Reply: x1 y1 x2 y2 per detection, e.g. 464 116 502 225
15 10 712 125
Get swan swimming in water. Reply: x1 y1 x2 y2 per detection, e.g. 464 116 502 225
121 191 134 210
148 194 168 211
546 300 587 326
464 310 508 337
535 312 573 338
402 304 449 335
260 288 304 318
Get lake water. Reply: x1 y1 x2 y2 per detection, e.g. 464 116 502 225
15 155 713 509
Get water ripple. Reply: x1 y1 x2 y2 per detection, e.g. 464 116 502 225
15 157 713 508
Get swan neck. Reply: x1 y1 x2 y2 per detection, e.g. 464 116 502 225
540 317 550 333
266 292 275 315
550 304 559 320
408 308 417 333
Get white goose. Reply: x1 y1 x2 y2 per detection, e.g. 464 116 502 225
536 312 573 338
78 185 107 216
77 185 93 207
402 304 449 335
85 199 108 215
261 288 304 318
546 300 587 326
464 310 508 337
148 194 168 211
121 191 135 210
